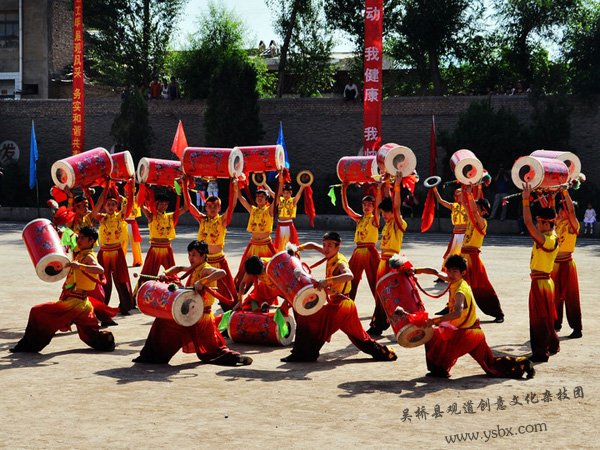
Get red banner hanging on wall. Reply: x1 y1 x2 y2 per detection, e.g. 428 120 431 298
71 0 84 155
363 0 383 156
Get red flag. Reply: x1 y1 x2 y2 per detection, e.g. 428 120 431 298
363 0 383 156
420 189 436 232
303 186 316 227
171 120 188 160
429 115 437 176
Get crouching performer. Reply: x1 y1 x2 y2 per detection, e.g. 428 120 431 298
11 226 115 353
280 232 397 363
133 240 253 366
419 255 534 379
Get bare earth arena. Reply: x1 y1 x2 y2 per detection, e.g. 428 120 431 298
1 223 598 449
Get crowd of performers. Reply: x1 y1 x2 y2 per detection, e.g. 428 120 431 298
11 169 584 379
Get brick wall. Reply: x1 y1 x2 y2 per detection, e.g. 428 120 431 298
1 96 598 212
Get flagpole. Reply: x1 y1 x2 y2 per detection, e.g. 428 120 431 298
35 163 40 217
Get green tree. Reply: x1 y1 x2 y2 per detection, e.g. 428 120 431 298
111 88 152 163
495 0 579 89
84 0 185 88
389 0 483 95
285 1 335 97
204 56 264 147
562 2 600 98
170 3 247 99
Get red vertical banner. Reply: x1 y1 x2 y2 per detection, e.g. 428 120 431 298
363 0 383 156
71 0 84 155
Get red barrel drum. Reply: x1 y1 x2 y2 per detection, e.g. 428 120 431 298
137 281 204 326
137 158 182 186
110 151 135 181
336 156 378 183
266 251 326 316
234 145 285 174
449 149 484 185
510 156 569 190
182 147 244 178
22 218 70 282
530 150 581 182
51 147 113 190
376 271 433 348
376 143 416 176
227 310 295 346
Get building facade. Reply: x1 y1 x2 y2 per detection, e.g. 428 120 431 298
0 0 71 99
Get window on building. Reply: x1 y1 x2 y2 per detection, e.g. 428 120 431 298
0 11 19 49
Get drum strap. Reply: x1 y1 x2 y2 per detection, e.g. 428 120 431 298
309 257 327 269
414 277 449 299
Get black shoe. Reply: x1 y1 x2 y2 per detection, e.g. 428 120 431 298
568 330 582 339
434 278 446 284
366 326 383 337
435 307 449 315
524 360 536 379
260 302 270 313
100 320 118 328
280 354 316 363
529 355 548 363
426 371 450 378
236 356 253 366
494 316 504 323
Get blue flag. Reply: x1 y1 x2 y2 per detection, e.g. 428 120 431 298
29 120 38 190
277 121 290 169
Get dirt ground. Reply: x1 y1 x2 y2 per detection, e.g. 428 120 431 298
1 222 598 449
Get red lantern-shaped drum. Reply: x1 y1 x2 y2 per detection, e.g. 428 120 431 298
376 271 433 348
22 218 70 282
110 151 135 181
227 310 295 346
266 251 326 316
336 156 378 183
136 158 182 186
449 149 485 185
234 145 285 174
137 281 204 326
51 147 113 190
377 143 417 176
182 147 244 178
510 156 569 190
530 150 581 182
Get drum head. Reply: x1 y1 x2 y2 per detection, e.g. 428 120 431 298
278 314 296 346
171 290 204 327
396 324 433 348
274 145 285 170
293 285 326 316
229 148 244 177
51 161 75 190
36 253 70 283
136 157 150 184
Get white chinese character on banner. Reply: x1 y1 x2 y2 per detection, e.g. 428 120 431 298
364 127 379 142
365 46 380 62
366 7 381 21
365 88 379 102
364 68 380 83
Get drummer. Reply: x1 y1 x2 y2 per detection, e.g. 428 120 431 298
459 184 504 323
10 226 116 353
280 231 397 363
234 174 284 285
273 181 306 252
236 256 289 314
133 240 253 366
183 179 239 311
341 182 380 306
137 192 187 289
368 174 407 337
416 255 534 379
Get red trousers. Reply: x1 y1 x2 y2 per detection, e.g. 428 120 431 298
11 297 115 353
274 220 299 252
98 245 133 313
370 256 392 331
207 253 236 311
461 248 504 318
425 324 531 378
288 295 396 361
348 244 380 303
135 312 242 365
551 254 582 331
529 274 560 360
